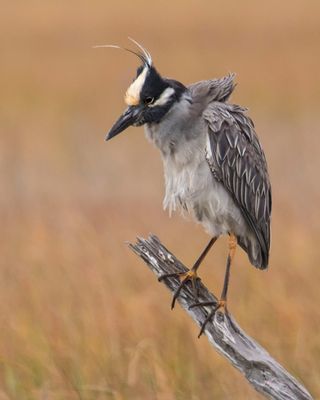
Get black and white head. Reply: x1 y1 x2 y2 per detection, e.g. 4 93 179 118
99 38 186 140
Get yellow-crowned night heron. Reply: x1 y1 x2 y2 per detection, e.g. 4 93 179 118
102 39 272 336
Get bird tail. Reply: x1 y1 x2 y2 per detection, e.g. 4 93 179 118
237 236 269 270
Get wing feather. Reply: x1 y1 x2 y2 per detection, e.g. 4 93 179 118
188 74 236 105
204 102 271 268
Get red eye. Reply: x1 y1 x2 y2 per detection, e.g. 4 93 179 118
144 97 154 105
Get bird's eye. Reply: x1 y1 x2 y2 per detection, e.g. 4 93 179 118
144 97 154 105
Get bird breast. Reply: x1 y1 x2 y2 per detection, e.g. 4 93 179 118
161 137 248 238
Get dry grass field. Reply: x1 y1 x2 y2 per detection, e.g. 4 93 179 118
1 1 320 398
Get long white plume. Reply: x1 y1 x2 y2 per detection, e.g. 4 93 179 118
93 37 152 67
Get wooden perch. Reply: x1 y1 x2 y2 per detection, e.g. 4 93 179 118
129 235 313 400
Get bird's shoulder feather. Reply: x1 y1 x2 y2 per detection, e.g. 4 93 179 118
188 73 236 105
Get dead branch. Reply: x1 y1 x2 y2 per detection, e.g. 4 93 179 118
129 235 313 400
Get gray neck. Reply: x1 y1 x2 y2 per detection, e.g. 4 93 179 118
144 91 203 157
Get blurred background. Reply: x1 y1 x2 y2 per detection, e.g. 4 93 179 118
1 0 320 398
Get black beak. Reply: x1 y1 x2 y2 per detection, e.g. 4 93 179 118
106 106 143 141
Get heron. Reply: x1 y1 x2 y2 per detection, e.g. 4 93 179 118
102 38 272 336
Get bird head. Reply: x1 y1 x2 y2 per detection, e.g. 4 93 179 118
97 38 186 141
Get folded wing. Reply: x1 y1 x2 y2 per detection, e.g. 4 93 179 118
203 102 272 269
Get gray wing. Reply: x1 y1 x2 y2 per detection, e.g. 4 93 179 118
203 102 271 269
188 73 236 105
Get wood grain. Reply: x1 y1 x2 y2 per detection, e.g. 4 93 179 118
129 235 313 400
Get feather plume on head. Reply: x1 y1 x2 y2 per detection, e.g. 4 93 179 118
93 37 153 105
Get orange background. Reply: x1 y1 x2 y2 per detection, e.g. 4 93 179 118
1 1 319 398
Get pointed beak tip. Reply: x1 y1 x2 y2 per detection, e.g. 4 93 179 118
106 105 141 142
105 129 116 141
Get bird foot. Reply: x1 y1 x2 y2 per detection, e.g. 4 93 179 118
158 269 201 309
189 299 228 338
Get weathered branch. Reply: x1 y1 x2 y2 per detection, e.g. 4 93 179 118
129 235 313 400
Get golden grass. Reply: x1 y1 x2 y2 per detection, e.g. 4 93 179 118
1 1 320 398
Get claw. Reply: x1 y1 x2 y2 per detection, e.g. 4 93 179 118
158 269 200 309
158 272 182 282
197 300 227 338
188 300 216 310
188 299 228 338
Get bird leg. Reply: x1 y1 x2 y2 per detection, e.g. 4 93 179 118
190 234 237 338
158 237 218 309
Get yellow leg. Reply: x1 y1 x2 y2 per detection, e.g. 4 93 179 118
196 234 238 338
229 234 237 262
220 234 237 303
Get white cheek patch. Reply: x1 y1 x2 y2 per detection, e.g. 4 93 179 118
150 87 175 107
125 66 148 106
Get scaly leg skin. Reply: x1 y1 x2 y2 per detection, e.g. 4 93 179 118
189 234 237 338
158 237 217 309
